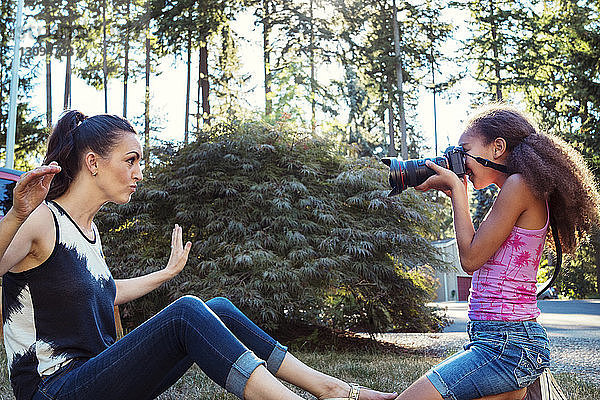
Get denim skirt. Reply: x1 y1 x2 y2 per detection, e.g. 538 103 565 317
425 320 550 400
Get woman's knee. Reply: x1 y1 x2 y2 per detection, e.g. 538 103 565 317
173 294 203 307
166 295 238 323
205 296 240 318
166 295 210 318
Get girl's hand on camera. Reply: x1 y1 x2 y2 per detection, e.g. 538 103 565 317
11 162 61 223
415 160 467 197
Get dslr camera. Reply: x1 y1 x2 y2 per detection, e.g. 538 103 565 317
381 146 467 196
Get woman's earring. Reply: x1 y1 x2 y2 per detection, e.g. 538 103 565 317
92 171 97 177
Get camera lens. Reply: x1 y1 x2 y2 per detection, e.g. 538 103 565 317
381 156 448 196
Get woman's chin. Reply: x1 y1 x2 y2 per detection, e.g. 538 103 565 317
114 195 133 205
472 180 494 190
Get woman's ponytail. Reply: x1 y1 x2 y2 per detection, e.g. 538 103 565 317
43 110 137 200
43 110 88 200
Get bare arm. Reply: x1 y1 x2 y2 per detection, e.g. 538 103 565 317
114 224 192 305
0 163 61 276
416 161 528 274
453 175 528 273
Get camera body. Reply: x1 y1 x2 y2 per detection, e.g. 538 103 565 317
381 146 467 196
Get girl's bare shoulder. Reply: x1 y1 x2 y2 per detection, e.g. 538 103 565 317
500 173 547 229
500 173 538 202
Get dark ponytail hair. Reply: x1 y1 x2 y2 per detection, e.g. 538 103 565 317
43 110 137 200
465 104 600 254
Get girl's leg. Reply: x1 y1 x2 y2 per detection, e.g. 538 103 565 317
476 388 527 400
206 297 397 400
393 376 526 400
38 296 302 400
394 375 443 400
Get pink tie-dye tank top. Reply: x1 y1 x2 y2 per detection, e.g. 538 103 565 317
468 202 549 321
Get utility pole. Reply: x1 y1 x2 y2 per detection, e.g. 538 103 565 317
430 22 438 156
392 0 407 159
7 0 25 169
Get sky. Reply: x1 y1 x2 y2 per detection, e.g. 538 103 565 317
17 5 482 160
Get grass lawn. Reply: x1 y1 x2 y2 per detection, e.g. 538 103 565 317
0 343 597 399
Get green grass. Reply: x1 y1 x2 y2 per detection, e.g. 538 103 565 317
0 343 597 399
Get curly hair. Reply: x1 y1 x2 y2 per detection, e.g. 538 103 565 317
465 104 600 254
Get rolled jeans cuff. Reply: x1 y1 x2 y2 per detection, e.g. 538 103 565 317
266 341 288 374
225 350 265 399
426 369 456 400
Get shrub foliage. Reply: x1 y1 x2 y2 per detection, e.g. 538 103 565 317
97 122 447 334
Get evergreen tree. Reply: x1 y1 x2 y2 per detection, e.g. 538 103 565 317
0 0 46 168
455 0 535 101
113 0 148 118
210 21 249 124
152 0 232 140
333 0 454 157
97 122 447 333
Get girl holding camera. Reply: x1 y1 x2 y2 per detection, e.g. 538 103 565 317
397 105 600 400
0 110 397 400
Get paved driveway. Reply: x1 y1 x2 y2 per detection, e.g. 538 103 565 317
436 299 600 339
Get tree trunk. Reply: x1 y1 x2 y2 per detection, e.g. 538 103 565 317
64 3 72 110
199 44 210 125
184 29 191 144
309 0 316 133
263 0 272 118
392 0 406 159
63 0 73 110
489 0 502 101
102 0 108 113
387 82 397 157
196 46 201 133
64 46 71 109
123 0 130 118
46 18 52 128
144 0 150 161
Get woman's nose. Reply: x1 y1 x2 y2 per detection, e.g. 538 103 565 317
134 165 143 181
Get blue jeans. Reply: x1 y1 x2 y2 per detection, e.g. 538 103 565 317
33 296 288 400
426 320 550 400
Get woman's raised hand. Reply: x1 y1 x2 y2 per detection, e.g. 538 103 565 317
11 162 61 222
163 224 192 279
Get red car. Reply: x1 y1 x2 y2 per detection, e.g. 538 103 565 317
0 167 23 219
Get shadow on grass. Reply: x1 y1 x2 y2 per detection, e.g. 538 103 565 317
0 328 598 400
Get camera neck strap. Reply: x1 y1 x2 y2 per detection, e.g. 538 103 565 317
537 217 562 298
465 153 508 174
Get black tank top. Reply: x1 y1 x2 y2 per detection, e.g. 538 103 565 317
2 200 116 400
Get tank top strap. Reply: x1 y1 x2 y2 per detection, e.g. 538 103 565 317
543 198 550 230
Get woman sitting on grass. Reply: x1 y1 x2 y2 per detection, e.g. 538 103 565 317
0 110 397 400
396 105 600 400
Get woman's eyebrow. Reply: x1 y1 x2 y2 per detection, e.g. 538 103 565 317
126 151 141 158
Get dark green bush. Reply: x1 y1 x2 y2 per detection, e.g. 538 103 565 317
97 121 448 334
